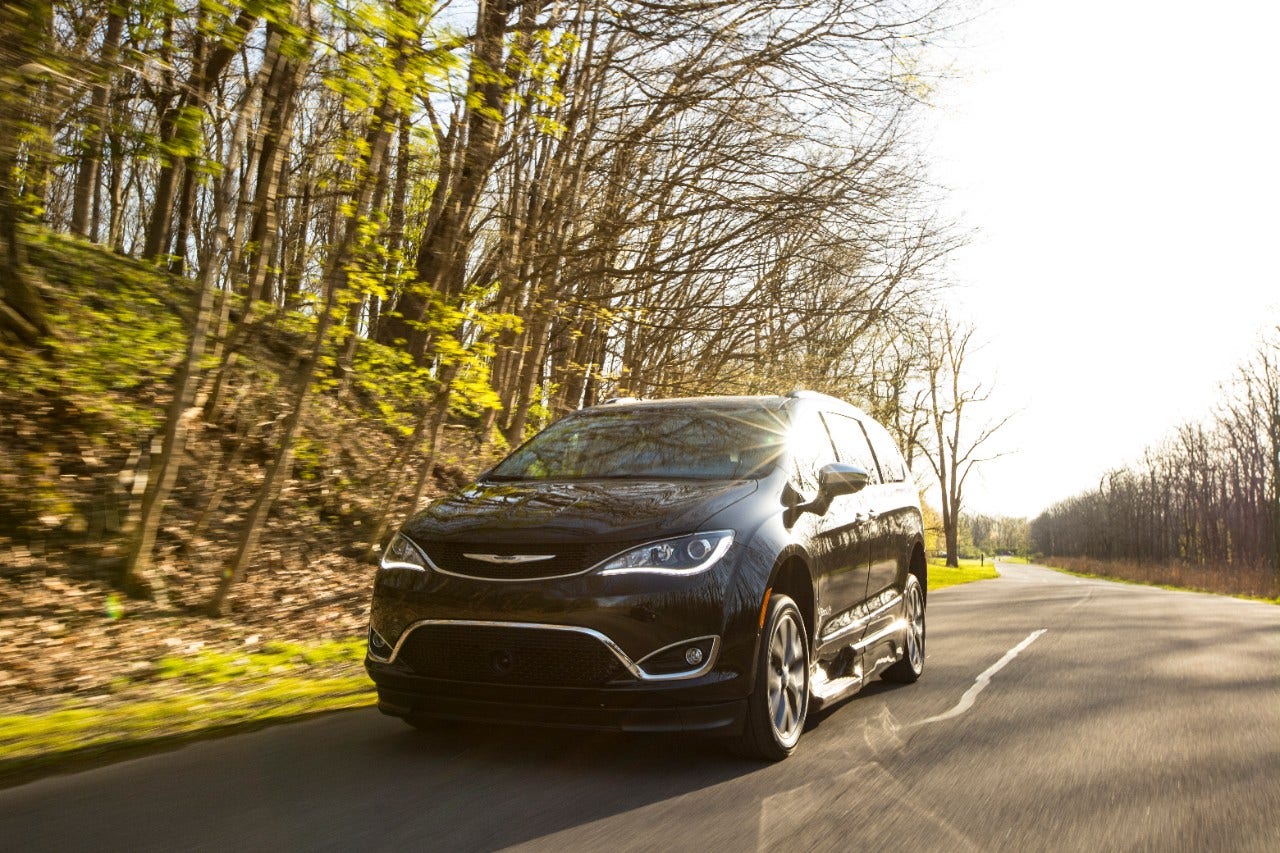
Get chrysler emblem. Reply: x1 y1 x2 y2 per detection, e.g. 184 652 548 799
463 553 556 564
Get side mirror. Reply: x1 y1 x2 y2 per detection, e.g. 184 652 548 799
818 463 869 498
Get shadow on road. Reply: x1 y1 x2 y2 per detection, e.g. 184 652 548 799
359 716 766 848
2 706 783 851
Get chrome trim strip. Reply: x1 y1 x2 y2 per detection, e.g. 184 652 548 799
462 553 556 564
810 673 863 702
633 635 721 680
366 626 394 663
810 620 907 704
819 594 903 643
383 532 591 582
419 544 595 583
430 564 599 583
851 618 907 652
383 619 643 678
380 619 722 683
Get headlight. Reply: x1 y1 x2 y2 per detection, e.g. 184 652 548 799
595 531 734 576
381 532 431 572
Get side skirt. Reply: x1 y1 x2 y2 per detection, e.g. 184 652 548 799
809 617 907 712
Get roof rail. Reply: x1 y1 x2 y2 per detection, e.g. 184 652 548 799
600 396 641 405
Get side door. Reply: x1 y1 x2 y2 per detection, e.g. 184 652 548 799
822 413 889 625
786 409 864 644
859 416 918 604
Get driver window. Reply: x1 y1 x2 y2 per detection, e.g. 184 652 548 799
788 411 838 497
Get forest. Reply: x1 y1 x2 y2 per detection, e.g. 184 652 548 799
4 0 1023 619
5 0 1275 623
1032 333 1280 596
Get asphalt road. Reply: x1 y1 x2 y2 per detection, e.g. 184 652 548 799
3 562 1278 852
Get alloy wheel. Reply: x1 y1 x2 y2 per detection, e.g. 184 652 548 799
904 582 924 672
766 609 808 745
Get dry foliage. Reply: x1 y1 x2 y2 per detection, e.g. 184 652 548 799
1047 556 1280 601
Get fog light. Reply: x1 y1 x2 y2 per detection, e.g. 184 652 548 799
637 636 718 676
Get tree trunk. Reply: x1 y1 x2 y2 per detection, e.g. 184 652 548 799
70 7 123 239
120 62 263 599
143 7 259 261
208 29 404 615
557 314 595 414
503 308 550 444
104 124 125 249
142 106 182 260
199 13 302 416
944 517 959 568
369 116 412 342
398 0 519 364
168 162 198 274
0 0 53 345
244 18 306 307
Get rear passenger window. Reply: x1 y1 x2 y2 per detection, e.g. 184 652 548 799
822 413 881 484
860 417 908 483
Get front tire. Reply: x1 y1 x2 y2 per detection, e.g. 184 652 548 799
732 593 810 761
882 573 925 683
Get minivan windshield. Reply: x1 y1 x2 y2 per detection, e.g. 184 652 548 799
487 406 787 481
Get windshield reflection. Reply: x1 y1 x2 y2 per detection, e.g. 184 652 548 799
488 406 787 481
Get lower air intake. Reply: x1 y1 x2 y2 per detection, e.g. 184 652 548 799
396 624 630 687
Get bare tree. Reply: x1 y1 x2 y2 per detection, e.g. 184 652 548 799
207 0 429 615
120 22 291 600
16 0 969 616
1032 326 1280 577
917 314 1012 567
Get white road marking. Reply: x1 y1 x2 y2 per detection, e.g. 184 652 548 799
915 629 1048 726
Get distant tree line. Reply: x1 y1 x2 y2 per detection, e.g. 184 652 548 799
1032 331 1280 574
1 0 1011 607
964 512 1029 556
921 507 1028 559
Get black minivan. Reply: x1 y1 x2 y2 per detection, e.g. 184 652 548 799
366 391 927 759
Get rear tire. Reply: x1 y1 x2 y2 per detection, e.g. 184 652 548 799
731 593 809 761
882 573 925 683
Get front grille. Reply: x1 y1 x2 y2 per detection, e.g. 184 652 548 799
423 542 623 580
395 624 631 686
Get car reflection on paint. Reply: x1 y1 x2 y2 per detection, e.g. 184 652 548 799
365 391 926 760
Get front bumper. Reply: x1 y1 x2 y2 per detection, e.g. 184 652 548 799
365 616 750 734
370 665 748 733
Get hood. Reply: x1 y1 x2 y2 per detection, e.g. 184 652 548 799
401 478 759 545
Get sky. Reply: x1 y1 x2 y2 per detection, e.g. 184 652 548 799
918 0 1280 518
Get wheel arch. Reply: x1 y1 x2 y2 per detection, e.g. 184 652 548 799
765 553 816 645
909 538 927 606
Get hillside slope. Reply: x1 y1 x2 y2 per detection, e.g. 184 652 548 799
0 229 494 710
